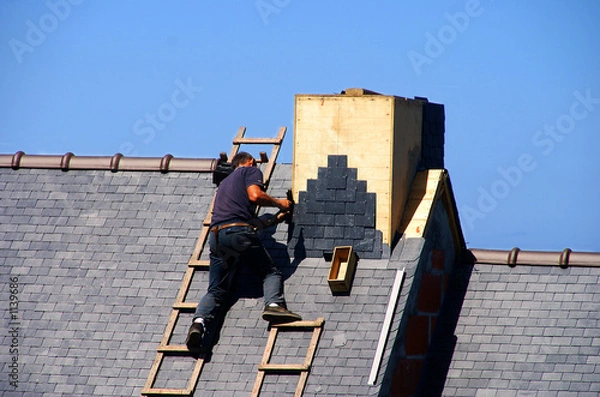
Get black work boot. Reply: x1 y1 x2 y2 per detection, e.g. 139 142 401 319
185 323 204 352
262 305 302 324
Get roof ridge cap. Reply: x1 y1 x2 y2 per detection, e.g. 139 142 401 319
468 247 600 267
0 151 218 173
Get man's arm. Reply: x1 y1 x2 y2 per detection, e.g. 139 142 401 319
247 184 292 211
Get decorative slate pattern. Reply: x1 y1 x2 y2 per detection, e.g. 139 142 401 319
288 155 384 260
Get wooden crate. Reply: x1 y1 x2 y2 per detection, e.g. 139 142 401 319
328 246 358 293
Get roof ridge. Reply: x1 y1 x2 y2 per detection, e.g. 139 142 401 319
0 151 218 173
468 247 600 267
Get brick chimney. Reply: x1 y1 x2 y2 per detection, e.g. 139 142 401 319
289 88 444 259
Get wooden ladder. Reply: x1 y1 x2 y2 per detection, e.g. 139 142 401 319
141 126 287 397
252 318 325 397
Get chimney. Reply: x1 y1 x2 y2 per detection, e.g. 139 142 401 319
289 88 444 259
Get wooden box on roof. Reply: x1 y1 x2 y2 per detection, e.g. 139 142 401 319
327 246 358 293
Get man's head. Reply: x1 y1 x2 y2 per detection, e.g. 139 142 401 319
231 152 256 169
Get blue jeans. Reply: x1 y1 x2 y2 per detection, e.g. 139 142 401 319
193 224 286 327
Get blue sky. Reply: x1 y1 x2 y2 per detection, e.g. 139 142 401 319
1 1 599 252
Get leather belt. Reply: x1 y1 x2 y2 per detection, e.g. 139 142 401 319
211 222 255 246
212 222 254 232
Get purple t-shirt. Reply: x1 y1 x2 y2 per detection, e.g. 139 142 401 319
210 166 264 226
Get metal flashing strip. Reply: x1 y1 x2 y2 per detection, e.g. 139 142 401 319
469 248 600 268
0 151 218 173
368 267 406 386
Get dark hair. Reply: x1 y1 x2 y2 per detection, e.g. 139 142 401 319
231 152 254 169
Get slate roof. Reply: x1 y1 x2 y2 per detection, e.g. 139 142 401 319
427 258 600 396
0 162 409 396
0 167 214 396
1 155 599 397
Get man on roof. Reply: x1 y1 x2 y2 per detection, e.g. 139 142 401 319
186 151 301 352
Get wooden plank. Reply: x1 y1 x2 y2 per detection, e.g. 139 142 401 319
296 371 310 397
228 126 246 160
257 363 310 372
293 95 394 196
440 175 464 256
343 87 382 96
188 225 211 263
174 267 195 305
188 260 210 269
186 357 205 393
412 200 435 221
399 169 446 238
142 352 164 393
251 371 265 397
202 197 215 226
260 327 279 366
140 387 191 396
303 321 324 368
157 345 190 353
233 137 282 145
160 309 180 346
172 302 197 311
261 126 286 186
272 318 324 329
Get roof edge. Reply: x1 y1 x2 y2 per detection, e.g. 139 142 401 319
398 169 466 255
469 247 600 268
0 151 218 173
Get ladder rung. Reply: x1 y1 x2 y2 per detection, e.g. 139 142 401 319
157 344 190 353
173 302 197 310
188 259 210 268
258 363 310 372
232 137 282 145
141 387 192 396
272 318 325 328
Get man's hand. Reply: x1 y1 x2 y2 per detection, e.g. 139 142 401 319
277 199 292 212
249 189 295 230
279 190 294 224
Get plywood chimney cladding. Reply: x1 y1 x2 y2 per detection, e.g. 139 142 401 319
293 89 424 246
